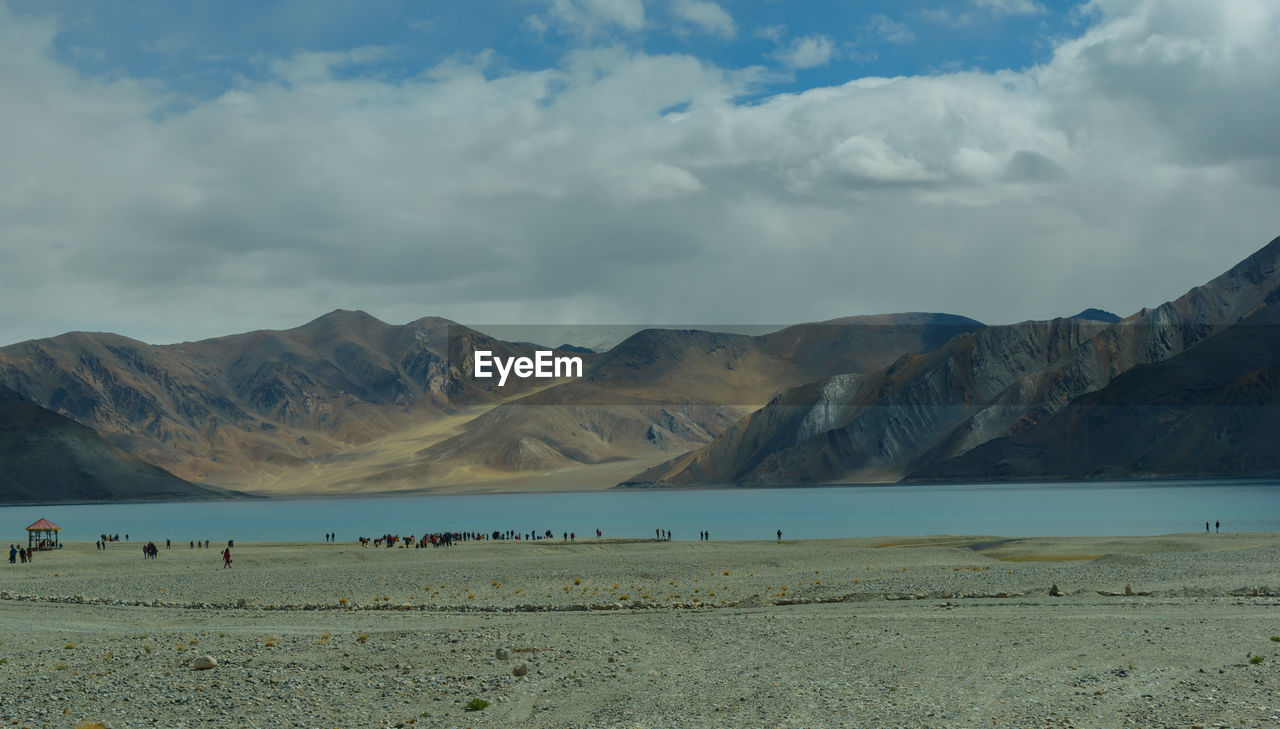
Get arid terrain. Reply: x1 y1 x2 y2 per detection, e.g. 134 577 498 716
3 534 1280 728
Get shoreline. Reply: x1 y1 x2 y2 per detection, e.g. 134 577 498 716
3 472 1278 508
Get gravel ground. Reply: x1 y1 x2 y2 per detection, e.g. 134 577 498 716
2 534 1280 728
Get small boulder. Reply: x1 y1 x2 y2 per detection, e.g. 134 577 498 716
1049 584 1063 597
512 663 528 677
495 647 511 661
191 655 217 670
1124 584 1134 596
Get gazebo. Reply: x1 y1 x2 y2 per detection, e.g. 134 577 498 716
26 518 61 551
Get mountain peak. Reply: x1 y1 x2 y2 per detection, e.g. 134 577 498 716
1069 308 1121 323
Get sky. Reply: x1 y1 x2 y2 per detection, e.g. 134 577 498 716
1 0 1277 346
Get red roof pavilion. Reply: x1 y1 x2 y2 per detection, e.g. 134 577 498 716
26 518 61 551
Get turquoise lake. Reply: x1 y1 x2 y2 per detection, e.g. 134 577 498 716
2 480 1278 544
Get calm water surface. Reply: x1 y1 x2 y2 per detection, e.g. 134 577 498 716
3 480 1279 543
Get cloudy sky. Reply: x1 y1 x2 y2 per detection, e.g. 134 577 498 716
1 0 1277 346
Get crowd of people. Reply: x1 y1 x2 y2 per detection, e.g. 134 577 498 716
8 544 35 564
352 528 620 548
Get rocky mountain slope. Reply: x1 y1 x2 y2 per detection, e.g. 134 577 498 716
625 236 1280 486
0 310 981 494
329 314 983 489
908 293 1280 481
0 386 231 504
0 311 565 485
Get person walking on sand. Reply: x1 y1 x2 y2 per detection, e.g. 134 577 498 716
777 529 782 542
8 544 15 564
1206 521 1210 533
1216 521 1220 533
222 548 232 569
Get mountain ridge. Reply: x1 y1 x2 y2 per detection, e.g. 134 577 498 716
623 235 1280 487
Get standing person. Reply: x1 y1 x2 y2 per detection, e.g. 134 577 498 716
8 545 15 564
1216 521 1220 533
777 529 782 542
1206 522 1210 533
222 548 232 569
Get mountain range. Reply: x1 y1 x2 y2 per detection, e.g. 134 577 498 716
626 236 1280 487
1 236 1276 503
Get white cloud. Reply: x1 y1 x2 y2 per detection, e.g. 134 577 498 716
754 24 786 42
867 14 916 44
974 0 1046 16
671 0 735 38
1 0 1279 345
531 0 647 36
772 34 837 69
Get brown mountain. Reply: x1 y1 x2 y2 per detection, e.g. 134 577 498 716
0 309 981 495
328 314 984 490
0 311 570 487
625 236 1280 486
0 386 230 504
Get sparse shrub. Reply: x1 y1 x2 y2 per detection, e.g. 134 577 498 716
74 722 109 729
316 632 332 645
264 637 279 647
356 633 369 643
465 698 490 712
1271 636 1280 642
338 597 349 605
574 578 582 585
63 642 75 650
1251 655 1265 664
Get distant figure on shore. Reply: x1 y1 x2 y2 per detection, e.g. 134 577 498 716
222 548 232 569
777 529 782 542
1216 521 1220 533
1206 521 1210 533
8 545 15 564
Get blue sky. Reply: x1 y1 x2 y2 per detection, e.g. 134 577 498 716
1 0 1278 345
15 0 1083 100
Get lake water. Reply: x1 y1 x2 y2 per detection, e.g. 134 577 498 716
3 480 1279 544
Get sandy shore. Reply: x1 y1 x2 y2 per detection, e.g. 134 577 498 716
3 534 1280 728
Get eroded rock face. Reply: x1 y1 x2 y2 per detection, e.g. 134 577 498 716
628 236 1280 486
